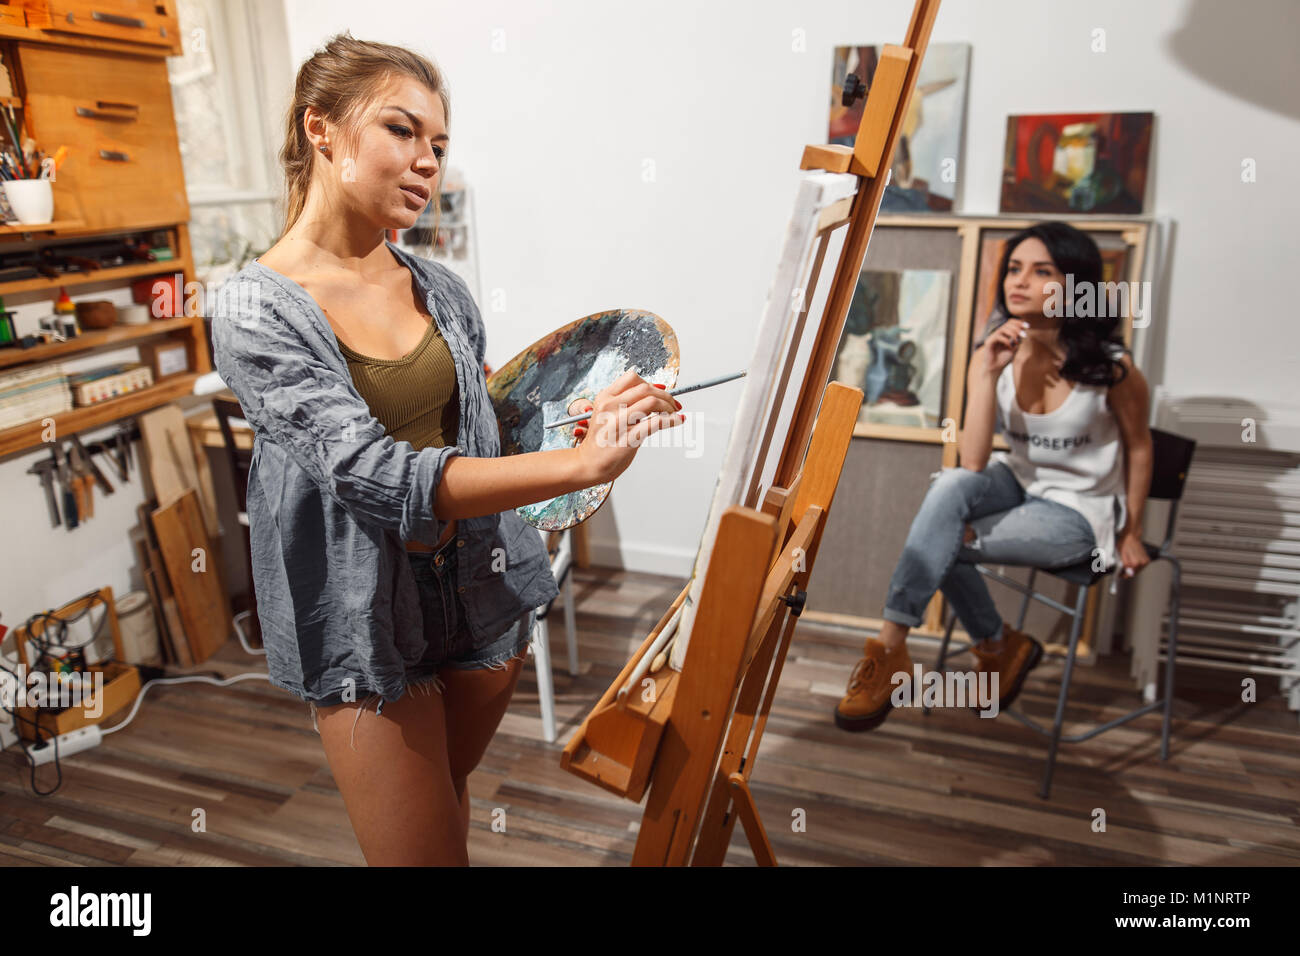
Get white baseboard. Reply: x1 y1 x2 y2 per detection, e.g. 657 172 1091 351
586 539 696 578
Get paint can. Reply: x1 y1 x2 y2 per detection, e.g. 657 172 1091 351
115 590 163 666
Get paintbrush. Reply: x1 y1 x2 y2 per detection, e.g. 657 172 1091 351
1 106 20 154
543 369 746 428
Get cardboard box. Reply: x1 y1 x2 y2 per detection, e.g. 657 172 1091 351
139 340 190 380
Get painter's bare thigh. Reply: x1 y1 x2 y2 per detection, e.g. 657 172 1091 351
314 688 466 865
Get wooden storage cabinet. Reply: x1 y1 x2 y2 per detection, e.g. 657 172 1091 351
22 0 181 53
18 41 188 230
0 17 204 459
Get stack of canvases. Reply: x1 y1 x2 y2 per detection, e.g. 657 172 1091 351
129 403 233 669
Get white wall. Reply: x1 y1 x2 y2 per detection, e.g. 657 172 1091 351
276 0 1296 574
3 0 1295 642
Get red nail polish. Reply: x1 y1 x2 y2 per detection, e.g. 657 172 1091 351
653 383 666 389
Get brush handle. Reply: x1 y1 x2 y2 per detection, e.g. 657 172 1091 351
543 369 746 428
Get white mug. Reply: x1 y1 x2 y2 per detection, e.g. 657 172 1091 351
3 179 53 225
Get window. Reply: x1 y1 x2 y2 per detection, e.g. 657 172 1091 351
167 0 292 277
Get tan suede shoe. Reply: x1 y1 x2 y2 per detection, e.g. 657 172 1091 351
970 623 1043 710
834 637 913 732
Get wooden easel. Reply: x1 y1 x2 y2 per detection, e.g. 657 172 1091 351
560 0 942 865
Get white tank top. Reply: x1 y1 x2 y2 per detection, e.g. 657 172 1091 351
989 342 1128 570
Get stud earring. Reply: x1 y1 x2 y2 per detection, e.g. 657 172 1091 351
319 143 329 153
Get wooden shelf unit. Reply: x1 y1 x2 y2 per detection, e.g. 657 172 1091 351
0 4 204 460
0 312 196 370
0 218 85 235
0 254 185 295
0 370 200 457
0 4 183 57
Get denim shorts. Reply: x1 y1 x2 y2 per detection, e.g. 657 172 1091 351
306 533 535 740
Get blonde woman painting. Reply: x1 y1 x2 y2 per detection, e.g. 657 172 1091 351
211 32 683 865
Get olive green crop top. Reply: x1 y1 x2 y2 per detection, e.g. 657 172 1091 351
335 317 460 450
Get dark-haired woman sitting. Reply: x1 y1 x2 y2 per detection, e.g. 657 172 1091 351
836 221 1154 732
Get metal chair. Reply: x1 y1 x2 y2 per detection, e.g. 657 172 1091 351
529 527 581 743
924 427 1197 799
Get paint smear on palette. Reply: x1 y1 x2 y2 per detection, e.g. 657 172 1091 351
487 309 679 531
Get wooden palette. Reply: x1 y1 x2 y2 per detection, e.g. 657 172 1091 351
487 309 679 531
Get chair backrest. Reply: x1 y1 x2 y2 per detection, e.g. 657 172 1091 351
212 396 253 512
1147 427 1196 501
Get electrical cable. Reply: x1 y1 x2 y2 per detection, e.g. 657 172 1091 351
1 592 270 796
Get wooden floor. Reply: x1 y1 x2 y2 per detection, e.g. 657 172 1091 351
2 564 1298 866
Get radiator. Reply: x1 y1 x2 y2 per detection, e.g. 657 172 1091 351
1127 390 1300 717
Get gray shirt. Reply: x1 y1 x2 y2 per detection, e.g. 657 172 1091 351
210 239 559 705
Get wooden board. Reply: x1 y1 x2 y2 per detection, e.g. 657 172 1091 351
130 525 184 668
139 404 218 540
149 490 228 665
188 421 221 545
134 504 193 667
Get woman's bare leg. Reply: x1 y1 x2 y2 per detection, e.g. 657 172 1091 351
878 525 978 651
878 620 909 651
315 685 466 866
440 655 527 839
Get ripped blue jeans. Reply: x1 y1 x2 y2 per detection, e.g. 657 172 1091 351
883 460 1097 643
308 533 536 745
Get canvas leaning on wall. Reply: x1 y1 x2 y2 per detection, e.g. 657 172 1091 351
833 268 951 429
829 42 971 214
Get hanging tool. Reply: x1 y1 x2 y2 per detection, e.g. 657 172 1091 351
26 455 61 528
84 438 125 483
110 430 128 479
69 441 94 519
52 442 77 529
66 441 88 520
70 433 114 496
110 422 136 477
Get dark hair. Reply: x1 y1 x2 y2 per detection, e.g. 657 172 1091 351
987 221 1129 387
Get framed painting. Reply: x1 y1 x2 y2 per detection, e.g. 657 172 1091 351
1000 111 1154 214
833 268 951 429
830 42 970 213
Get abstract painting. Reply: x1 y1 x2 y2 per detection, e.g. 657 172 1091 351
829 42 971 214
833 269 950 429
1000 111 1154 214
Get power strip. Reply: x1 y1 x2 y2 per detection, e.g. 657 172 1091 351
26 724 103 766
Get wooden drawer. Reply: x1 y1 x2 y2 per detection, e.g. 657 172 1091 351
19 42 188 230
23 0 181 53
